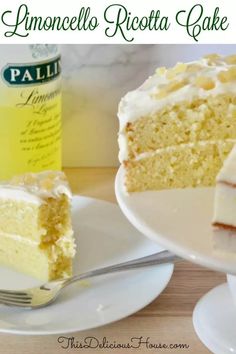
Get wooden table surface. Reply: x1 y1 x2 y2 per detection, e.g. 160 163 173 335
0 168 225 354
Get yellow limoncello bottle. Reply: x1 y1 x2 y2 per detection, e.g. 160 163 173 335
0 44 61 180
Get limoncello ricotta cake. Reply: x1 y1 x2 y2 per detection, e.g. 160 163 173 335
0 171 76 281
118 54 236 192
212 145 236 251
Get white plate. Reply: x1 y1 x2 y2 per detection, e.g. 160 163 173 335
115 166 236 275
0 196 173 335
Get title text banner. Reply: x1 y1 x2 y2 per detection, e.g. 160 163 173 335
0 0 234 43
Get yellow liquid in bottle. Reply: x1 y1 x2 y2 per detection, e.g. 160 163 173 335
0 45 61 180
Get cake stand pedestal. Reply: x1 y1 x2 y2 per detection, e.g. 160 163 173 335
115 167 236 354
193 275 236 354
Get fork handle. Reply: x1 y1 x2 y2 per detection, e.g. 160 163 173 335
63 250 181 287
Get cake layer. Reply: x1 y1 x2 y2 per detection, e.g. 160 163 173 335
118 55 236 163
0 194 71 243
0 199 42 240
121 94 236 161
124 140 234 192
0 232 74 281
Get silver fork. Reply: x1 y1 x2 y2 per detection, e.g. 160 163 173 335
0 250 181 309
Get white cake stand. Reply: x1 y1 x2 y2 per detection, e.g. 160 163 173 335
115 167 236 354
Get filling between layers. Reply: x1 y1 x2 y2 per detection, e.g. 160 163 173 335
0 231 74 280
124 140 235 192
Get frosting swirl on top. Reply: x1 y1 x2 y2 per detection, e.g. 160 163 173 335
0 171 72 204
118 54 236 162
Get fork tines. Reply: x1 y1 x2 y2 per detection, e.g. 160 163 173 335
0 289 32 306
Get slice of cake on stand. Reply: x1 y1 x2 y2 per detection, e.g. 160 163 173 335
0 170 76 281
213 145 236 252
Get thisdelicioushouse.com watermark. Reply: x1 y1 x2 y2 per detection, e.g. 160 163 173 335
57 336 190 350
0 3 229 42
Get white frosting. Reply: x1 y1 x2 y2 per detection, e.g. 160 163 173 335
133 139 236 162
217 145 236 184
1 232 39 246
118 56 236 162
0 187 42 204
1 230 75 263
214 145 236 226
213 183 236 227
0 171 72 204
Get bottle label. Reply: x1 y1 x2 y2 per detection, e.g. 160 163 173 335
0 46 61 180
2 56 61 86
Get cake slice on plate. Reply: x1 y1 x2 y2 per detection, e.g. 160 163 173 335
213 145 236 251
0 171 76 281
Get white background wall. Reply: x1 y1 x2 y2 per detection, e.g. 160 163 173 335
61 44 236 167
